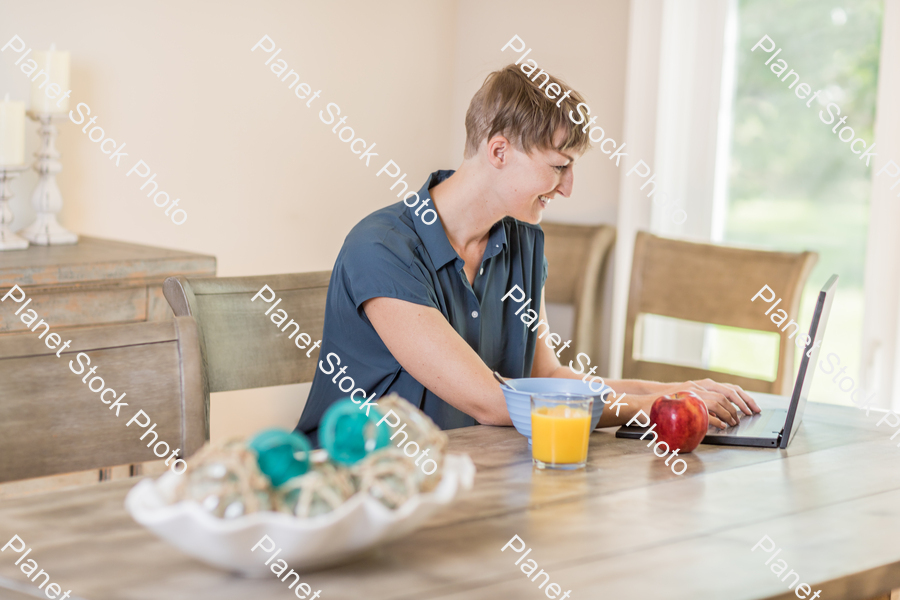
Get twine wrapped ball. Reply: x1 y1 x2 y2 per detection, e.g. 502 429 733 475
352 447 419 510
275 461 357 518
161 393 452 520
377 393 449 492
169 439 274 519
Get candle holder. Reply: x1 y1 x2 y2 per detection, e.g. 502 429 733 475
21 111 77 245
0 164 29 251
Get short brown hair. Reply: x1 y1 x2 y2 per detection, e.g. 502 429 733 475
464 64 591 159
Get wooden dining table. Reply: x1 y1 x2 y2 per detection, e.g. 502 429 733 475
2 394 900 600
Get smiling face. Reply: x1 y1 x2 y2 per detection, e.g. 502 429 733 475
492 127 581 225
462 65 592 226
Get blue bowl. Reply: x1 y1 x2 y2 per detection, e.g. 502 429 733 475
502 378 610 441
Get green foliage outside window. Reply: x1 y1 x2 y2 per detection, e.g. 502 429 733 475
711 0 882 403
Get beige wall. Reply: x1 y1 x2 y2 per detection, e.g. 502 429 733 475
1 0 629 442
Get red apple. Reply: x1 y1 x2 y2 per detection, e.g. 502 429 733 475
649 391 709 453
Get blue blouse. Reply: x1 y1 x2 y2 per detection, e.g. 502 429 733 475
295 170 548 441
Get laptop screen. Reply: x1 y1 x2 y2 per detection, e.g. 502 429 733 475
780 274 839 448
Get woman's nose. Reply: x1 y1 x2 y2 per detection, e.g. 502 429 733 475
556 167 574 197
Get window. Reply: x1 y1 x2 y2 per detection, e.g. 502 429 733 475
712 0 883 404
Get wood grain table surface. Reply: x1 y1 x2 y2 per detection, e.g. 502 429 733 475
1 394 899 600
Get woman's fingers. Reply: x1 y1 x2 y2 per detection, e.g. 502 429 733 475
737 386 761 413
708 413 728 429
659 381 758 424
704 392 739 426
718 385 752 416
697 379 760 415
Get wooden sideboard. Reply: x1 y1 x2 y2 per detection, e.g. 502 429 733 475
0 236 215 489
0 236 216 334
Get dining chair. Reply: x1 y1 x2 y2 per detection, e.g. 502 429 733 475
541 222 616 366
0 317 206 483
162 271 330 438
623 231 818 395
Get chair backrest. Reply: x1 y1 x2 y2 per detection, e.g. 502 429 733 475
0 317 205 483
541 222 616 366
163 272 330 401
623 231 818 395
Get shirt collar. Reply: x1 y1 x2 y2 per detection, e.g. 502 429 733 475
411 170 509 271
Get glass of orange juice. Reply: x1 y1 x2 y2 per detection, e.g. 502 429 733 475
530 394 593 470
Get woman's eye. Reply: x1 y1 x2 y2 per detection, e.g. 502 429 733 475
554 165 567 172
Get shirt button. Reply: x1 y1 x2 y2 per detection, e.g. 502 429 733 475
479 267 484 275
471 311 479 318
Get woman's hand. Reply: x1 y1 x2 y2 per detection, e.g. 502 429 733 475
657 379 760 429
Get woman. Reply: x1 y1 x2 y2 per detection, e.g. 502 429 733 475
295 64 759 442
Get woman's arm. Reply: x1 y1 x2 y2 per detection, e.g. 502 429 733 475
362 296 512 426
529 293 566 378
529 289 760 428
365 287 760 430
529 294 649 425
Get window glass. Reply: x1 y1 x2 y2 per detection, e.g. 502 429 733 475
713 0 882 405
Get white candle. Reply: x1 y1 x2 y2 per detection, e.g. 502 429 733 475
0 94 25 166
30 44 70 114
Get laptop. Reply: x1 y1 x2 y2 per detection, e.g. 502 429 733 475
616 274 838 449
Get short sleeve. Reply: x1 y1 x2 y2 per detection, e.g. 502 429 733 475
340 235 438 311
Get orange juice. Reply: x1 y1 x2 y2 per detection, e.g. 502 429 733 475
531 405 591 465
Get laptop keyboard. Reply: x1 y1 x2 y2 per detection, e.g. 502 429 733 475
707 409 785 437
709 410 766 434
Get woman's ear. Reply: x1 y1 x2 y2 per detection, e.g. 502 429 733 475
486 134 511 168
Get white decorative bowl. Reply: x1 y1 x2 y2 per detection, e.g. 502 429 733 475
125 453 476 576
